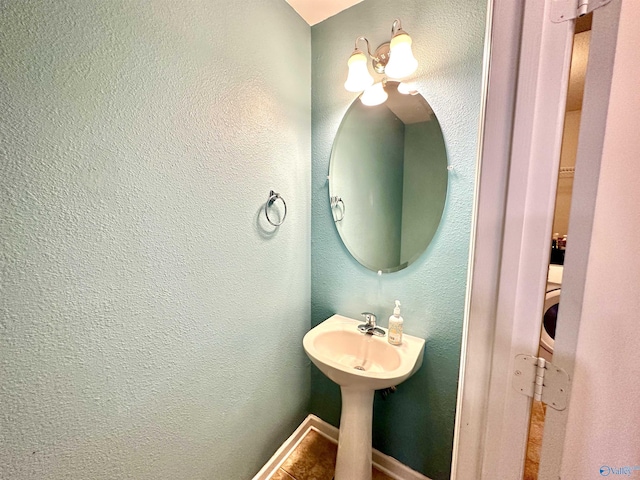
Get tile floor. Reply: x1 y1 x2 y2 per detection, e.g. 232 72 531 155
523 400 546 480
269 429 394 480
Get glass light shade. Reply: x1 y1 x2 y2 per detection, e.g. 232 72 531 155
344 51 374 92
397 81 418 95
360 82 388 106
384 33 418 80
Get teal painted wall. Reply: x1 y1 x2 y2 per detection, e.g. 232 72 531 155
331 101 405 270
311 1 486 478
0 1 310 479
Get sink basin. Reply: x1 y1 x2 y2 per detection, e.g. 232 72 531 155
303 314 425 390
303 314 425 480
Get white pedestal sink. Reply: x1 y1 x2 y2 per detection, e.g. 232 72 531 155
303 315 425 480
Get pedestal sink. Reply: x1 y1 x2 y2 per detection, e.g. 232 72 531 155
303 314 425 480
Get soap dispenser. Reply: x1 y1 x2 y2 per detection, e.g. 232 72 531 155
388 300 404 345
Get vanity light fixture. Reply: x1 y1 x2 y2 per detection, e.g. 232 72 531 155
343 19 419 105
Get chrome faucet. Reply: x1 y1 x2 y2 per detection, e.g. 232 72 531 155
358 312 385 337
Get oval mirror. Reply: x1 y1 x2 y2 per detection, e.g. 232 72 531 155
329 81 448 273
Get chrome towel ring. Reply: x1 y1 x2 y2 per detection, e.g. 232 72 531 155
265 190 287 226
331 196 345 222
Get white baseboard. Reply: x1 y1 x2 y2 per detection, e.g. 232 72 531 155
252 415 315 480
252 414 431 480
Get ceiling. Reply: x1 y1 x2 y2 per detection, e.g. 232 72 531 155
285 0 364 25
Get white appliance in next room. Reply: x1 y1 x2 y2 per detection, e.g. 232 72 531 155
539 265 563 361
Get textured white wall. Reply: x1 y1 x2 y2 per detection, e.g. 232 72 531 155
560 0 640 476
0 1 310 479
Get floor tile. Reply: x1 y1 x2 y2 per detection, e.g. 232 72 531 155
528 400 546 446
280 430 337 480
270 469 296 480
523 400 547 480
523 459 540 480
275 428 396 480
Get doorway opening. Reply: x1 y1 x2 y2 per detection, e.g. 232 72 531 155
522 12 592 480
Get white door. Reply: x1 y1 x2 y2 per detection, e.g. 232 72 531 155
539 1 640 478
453 0 638 479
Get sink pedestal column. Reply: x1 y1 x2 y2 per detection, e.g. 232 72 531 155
334 386 375 480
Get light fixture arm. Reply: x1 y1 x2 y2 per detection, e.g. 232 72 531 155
352 36 389 73
391 19 402 35
353 36 375 58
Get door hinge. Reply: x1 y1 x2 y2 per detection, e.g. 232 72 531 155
550 0 612 23
512 354 570 410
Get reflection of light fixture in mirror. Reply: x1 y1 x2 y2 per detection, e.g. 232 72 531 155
397 81 419 95
343 19 418 103
360 81 388 106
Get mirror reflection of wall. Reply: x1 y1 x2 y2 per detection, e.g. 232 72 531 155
331 98 406 269
401 119 448 265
